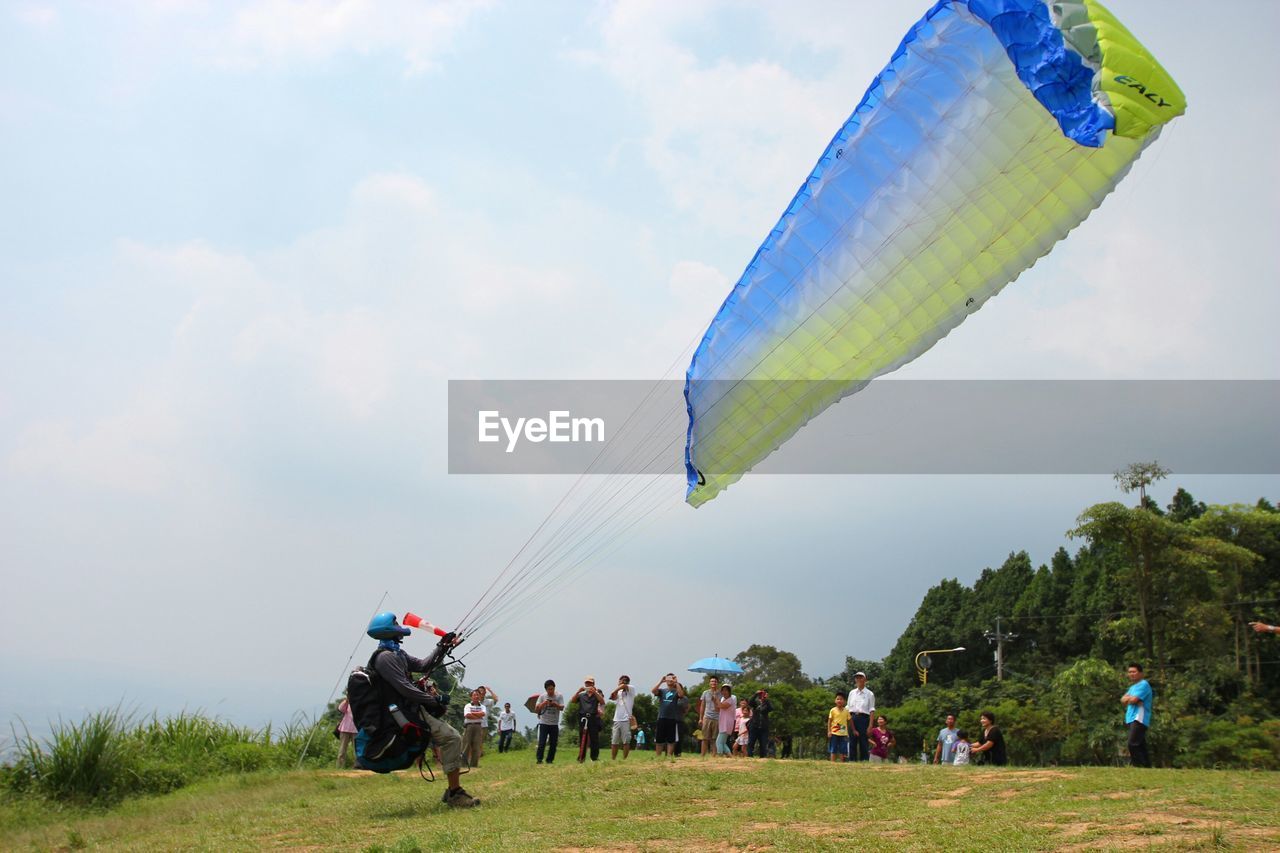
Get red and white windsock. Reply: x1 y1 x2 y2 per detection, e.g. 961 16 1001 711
402 612 448 637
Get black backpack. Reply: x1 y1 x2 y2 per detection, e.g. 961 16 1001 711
347 649 432 773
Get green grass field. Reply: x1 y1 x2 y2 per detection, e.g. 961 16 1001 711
4 751 1279 851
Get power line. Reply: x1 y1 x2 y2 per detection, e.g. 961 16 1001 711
999 598 1280 623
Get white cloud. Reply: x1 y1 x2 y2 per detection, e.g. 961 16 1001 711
1015 228 1211 376
581 2 914 235
3 167 634 496
226 0 491 74
668 258 728 317
8 396 181 493
13 3 58 28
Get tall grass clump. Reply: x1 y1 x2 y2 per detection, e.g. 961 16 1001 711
3 709 338 806
6 710 136 804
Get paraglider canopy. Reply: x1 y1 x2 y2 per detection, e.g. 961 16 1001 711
682 0 1186 507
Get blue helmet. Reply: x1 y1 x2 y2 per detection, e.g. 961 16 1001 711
367 611 411 640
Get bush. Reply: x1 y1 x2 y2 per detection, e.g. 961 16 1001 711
2 708 334 806
133 759 191 795
8 709 139 804
217 743 271 773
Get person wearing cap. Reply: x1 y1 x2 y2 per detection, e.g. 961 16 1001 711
847 672 875 762
610 675 637 760
572 677 606 762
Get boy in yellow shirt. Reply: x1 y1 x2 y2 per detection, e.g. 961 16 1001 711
827 692 851 762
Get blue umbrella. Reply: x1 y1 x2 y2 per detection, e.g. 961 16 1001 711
688 656 744 677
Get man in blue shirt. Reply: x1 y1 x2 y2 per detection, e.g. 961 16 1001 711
933 713 960 764
1121 662 1154 767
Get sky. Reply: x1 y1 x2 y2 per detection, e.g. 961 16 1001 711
2 0 1278 742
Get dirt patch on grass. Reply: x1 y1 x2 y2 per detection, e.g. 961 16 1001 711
927 785 973 805
1235 827 1280 843
749 822 779 830
670 760 762 772
1073 791 1134 801
788 824 843 838
1056 811 1234 850
585 843 773 852
964 770 1073 784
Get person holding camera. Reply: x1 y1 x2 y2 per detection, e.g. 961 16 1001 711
651 673 685 757
534 679 564 765
747 689 772 759
610 675 637 760
572 677 606 762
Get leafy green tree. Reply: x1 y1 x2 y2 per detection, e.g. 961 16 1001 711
1167 487 1207 523
881 578 976 702
1050 658 1126 765
1113 460 1170 507
1190 505 1279 684
1069 502 1249 673
732 645 810 689
826 657 884 695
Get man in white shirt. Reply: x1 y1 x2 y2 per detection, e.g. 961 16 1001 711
462 685 497 768
847 672 875 762
497 702 517 753
610 675 637 759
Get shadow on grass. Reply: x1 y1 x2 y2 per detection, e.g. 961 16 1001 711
368 804 428 820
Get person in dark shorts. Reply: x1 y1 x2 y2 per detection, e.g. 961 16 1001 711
651 672 686 757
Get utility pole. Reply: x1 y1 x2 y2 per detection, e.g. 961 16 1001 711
984 616 1018 681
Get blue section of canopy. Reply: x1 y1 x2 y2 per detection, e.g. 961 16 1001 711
682 0 1113 503
968 0 1113 147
